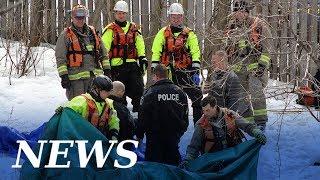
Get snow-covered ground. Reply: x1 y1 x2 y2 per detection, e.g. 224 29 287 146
0 40 320 180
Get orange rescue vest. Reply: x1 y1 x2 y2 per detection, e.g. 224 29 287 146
66 26 101 67
225 17 262 57
198 108 243 153
107 22 139 60
82 94 111 135
161 26 192 69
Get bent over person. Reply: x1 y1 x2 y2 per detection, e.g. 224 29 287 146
65 75 119 140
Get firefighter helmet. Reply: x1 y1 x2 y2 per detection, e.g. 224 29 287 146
71 4 89 17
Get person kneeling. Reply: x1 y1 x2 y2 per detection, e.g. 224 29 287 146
180 95 266 168
64 75 120 140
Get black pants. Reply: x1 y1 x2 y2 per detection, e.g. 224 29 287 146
145 133 181 166
172 69 203 124
111 63 144 112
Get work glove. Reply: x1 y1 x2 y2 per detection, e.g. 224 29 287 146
138 57 148 74
253 64 266 78
252 128 267 145
60 74 71 89
190 62 201 86
103 69 111 78
178 160 190 169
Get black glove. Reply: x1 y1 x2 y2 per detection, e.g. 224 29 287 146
252 128 267 145
138 56 148 73
178 160 190 169
254 64 266 77
108 129 119 141
60 74 71 89
103 69 111 78
55 106 64 114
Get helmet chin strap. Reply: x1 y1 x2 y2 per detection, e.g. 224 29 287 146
89 88 105 102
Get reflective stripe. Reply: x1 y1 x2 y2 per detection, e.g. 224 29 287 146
68 71 91 80
254 109 267 116
102 59 110 68
93 69 104 76
86 45 94 51
238 39 247 50
68 69 103 81
232 63 243 72
110 58 137 66
58 65 68 75
247 62 259 72
244 116 255 122
259 53 270 68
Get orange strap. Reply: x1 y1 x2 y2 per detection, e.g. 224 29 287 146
82 95 110 128
108 22 138 59
66 26 101 67
161 26 192 68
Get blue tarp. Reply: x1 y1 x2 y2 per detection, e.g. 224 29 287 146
0 124 45 158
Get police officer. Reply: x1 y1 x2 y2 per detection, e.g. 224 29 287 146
151 3 203 124
101 1 146 112
55 4 110 100
136 64 189 166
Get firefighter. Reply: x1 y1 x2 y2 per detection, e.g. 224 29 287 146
55 4 110 100
101 1 146 113
179 95 266 168
65 75 119 140
151 2 203 124
224 0 273 130
109 81 136 150
136 64 189 166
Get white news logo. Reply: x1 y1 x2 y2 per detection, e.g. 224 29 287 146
12 140 138 169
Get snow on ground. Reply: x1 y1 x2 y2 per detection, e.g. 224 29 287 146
0 41 67 131
0 40 320 180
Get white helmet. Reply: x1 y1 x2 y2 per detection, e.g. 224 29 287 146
168 3 184 15
114 1 129 13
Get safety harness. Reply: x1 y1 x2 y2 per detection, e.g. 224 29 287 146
106 22 139 62
66 25 100 67
161 26 192 69
82 94 111 135
225 17 267 72
199 108 244 153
